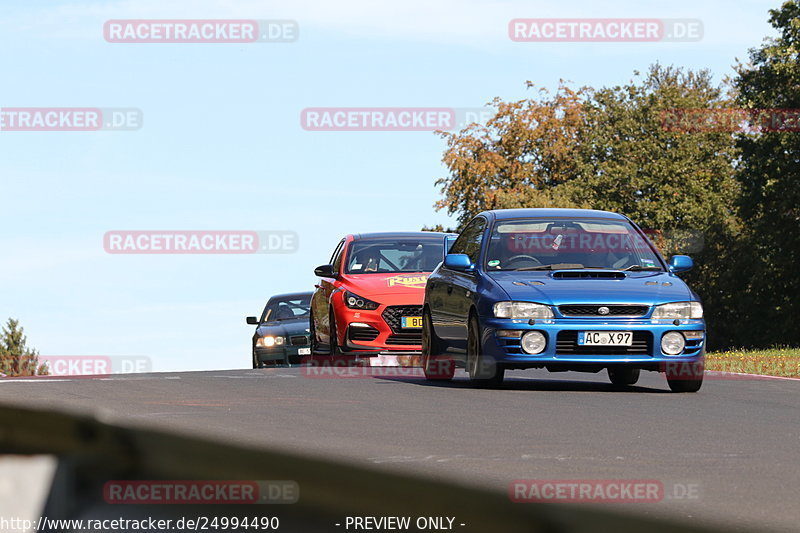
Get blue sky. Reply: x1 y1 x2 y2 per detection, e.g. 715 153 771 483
0 0 780 371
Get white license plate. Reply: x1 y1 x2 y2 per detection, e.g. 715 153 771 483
577 331 633 346
298 347 311 355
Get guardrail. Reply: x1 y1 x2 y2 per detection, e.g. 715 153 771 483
0 404 729 533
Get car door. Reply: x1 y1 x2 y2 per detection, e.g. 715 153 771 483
312 238 345 347
434 217 486 351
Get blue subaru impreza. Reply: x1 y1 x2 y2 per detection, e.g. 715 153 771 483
421 208 705 392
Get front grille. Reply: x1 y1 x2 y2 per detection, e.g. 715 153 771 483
386 333 422 346
559 305 649 317
381 305 423 333
290 335 309 346
555 331 652 355
348 326 379 342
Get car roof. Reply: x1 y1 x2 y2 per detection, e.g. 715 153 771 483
266 292 313 303
479 208 628 221
352 231 457 241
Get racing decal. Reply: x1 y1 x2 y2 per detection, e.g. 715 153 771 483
386 274 428 289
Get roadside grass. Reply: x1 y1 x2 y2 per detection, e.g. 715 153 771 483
706 347 800 378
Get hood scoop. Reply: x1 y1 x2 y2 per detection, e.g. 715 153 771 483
552 270 625 280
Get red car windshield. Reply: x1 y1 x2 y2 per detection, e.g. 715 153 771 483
485 218 663 271
345 240 445 274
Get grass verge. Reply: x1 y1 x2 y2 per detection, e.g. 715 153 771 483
706 347 800 378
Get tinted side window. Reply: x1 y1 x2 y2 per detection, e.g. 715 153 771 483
449 218 486 263
331 239 346 273
329 239 344 264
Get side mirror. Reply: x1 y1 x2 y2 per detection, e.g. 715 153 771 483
443 253 474 272
668 255 694 273
246 316 259 325
314 264 335 278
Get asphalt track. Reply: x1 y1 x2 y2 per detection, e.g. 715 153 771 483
1 367 799 533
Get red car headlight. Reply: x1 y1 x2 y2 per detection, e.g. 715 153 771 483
343 291 380 310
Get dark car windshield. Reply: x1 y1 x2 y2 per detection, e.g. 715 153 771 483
485 218 664 271
345 239 445 274
263 296 311 322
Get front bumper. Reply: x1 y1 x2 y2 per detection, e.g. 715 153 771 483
338 305 423 353
479 317 706 368
254 345 312 363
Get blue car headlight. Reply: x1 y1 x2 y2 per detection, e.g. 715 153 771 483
661 332 686 355
521 331 547 354
494 302 554 319
652 301 703 319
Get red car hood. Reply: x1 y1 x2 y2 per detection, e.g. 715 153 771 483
343 272 430 298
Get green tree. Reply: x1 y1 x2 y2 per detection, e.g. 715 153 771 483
733 0 800 347
0 318 48 377
435 83 591 228
436 66 738 234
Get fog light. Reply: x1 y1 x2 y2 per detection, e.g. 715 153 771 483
661 331 686 355
521 331 546 354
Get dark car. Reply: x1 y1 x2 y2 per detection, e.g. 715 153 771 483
422 208 705 392
247 292 313 367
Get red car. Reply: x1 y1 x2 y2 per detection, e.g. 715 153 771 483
310 232 456 361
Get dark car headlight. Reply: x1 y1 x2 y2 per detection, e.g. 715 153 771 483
256 335 285 348
344 291 380 310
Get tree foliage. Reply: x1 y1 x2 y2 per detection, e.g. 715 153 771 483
732 0 800 347
0 318 48 377
436 84 591 228
436 65 738 234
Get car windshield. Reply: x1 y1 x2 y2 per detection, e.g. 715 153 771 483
485 218 664 271
263 296 311 322
345 239 445 274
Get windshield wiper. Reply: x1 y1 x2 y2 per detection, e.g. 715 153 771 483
516 263 584 271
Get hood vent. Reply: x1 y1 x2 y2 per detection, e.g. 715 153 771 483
552 270 625 280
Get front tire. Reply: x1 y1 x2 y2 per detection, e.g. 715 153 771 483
608 367 640 386
329 309 342 356
666 360 704 392
467 314 503 388
252 352 264 369
309 316 320 355
422 309 454 381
